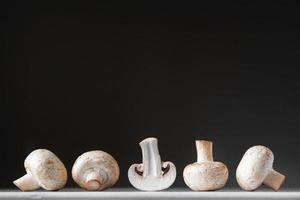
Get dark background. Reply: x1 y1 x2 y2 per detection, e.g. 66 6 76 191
1 1 300 189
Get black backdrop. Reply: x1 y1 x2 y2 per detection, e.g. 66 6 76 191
2 1 300 189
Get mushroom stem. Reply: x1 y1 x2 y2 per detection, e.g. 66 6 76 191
196 140 213 163
263 169 285 191
139 138 162 177
13 173 40 191
85 171 104 191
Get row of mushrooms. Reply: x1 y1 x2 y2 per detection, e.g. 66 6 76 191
14 137 285 192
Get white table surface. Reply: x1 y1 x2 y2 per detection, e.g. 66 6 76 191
0 188 299 200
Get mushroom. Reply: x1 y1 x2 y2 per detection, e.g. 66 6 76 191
236 145 285 191
183 140 229 191
72 150 119 191
128 137 176 191
13 149 67 191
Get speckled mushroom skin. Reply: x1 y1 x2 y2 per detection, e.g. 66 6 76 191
183 140 229 191
236 145 285 191
24 149 67 190
72 150 120 191
183 161 228 191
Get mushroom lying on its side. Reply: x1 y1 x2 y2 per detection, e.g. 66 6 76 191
72 150 120 191
13 149 67 191
183 140 228 191
236 145 285 191
128 137 176 191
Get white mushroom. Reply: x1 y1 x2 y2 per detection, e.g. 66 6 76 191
13 149 67 191
183 140 228 191
236 145 285 191
72 150 119 191
128 137 176 191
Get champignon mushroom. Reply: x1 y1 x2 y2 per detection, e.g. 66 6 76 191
128 137 176 191
72 150 119 191
236 145 285 191
13 149 67 191
183 140 229 191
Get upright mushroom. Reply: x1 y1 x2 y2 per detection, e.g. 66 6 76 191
13 149 67 191
183 140 229 191
128 137 176 191
72 150 120 191
236 145 285 191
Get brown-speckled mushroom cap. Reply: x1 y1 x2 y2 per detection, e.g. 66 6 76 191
236 145 274 191
183 161 228 191
183 140 229 191
72 150 120 191
24 149 67 190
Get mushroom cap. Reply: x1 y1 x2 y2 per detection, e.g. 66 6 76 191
183 161 228 191
236 145 274 191
24 149 67 190
128 161 176 191
72 150 120 190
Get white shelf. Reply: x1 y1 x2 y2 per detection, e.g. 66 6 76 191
0 188 299 200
